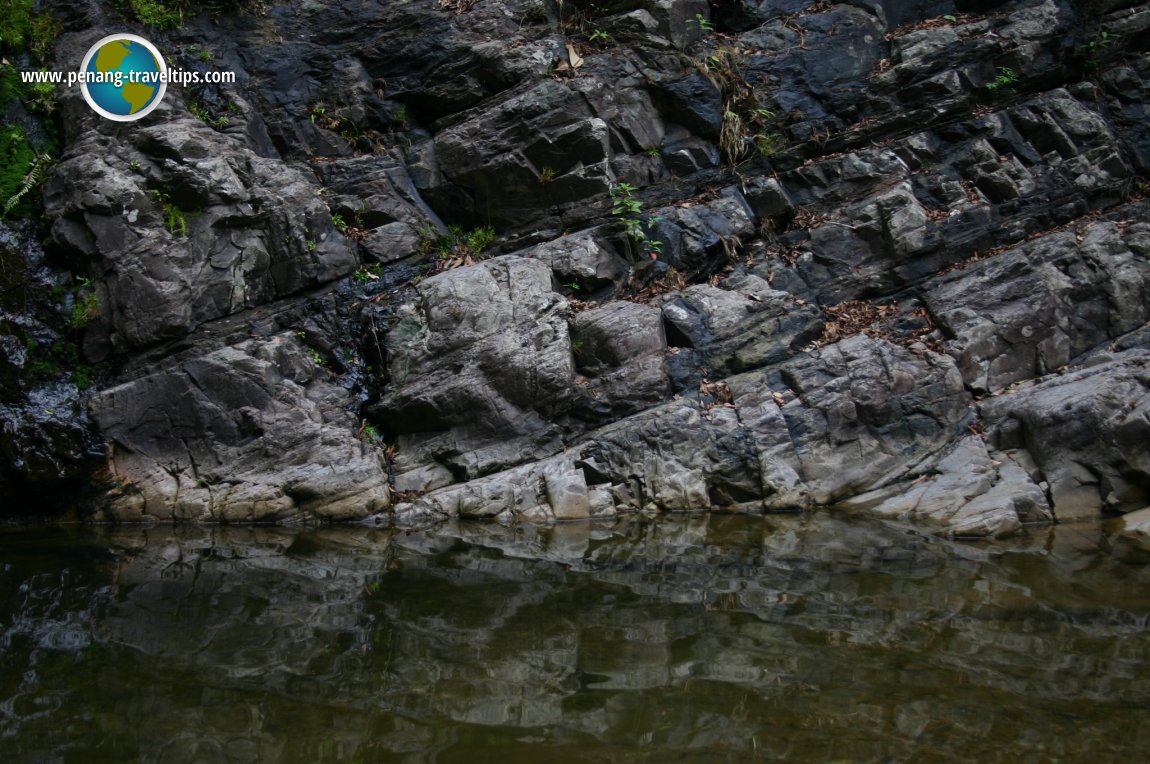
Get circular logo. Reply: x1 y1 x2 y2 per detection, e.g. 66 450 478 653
79 34 168 122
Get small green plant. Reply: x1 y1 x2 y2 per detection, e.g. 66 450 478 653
610 182 663 260
2 135 50 220
465 226 495 253
985 66 1018 94
331 213 347 229
0 0 33 51
589 28 609 43
353 265 381 284
1081 30 1118 70
524 1 546 23
70 278 101 329
308 102 356 137
188 101 230 130
28 13 61 61
165 205 187 236
150 190 188 236
197 48 215 62
129 159 142 172
360 423 380 442
130 0 183 29
753 132 786 158
943 14 957 23
306 239 318 252
23 76 56 114
702 47 784 164
645 145 661 157
308 348 324 366
686 13 714 33
540 166 557 183
74 365 92 391
422 224 498 268
394 106 407 126
564 279 581 292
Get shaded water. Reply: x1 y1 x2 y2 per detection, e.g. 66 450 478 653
1 514 1148 762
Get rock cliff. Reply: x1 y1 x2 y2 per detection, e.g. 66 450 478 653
1 0 1148 535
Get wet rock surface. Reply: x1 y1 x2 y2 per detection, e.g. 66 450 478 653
0 0 1148 533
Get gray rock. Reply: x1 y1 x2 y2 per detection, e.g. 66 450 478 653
839 437 1053 538
981 349 1150 520
90 334 389 522
378 256 574 489
316 154 445 232
522 229 627 290
389 336 973 526
927 221 1150 393
568 301 670 423
649 0 710 49
16 0 1149 534
43 119 357 356
1111 506 1150 551
361 222 423 264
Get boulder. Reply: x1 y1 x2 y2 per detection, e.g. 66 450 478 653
90 333 389 522
981 349 1150 519
377 256 574 490
926 221 1150 393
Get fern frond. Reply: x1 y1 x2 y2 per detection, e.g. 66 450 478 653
2 152 51 218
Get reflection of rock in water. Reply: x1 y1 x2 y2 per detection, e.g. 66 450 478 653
105 527 389 683
2 517 1150 761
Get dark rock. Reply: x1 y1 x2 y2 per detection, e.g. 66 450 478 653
570 301 670 422
430 81 613 227
654 71 724 141
661 281 823 379
43 118 358 355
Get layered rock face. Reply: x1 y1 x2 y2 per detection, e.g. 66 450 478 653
2 0 1148 533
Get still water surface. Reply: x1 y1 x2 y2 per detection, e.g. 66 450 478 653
1 514 1148 762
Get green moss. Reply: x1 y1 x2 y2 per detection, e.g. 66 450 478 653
0 0 34 51
129 0 183 29
123 0 265 30
70 286 101 329
0 2 59 62
28 13 61 61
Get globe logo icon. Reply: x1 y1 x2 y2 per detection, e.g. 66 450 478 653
79 34 168 122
